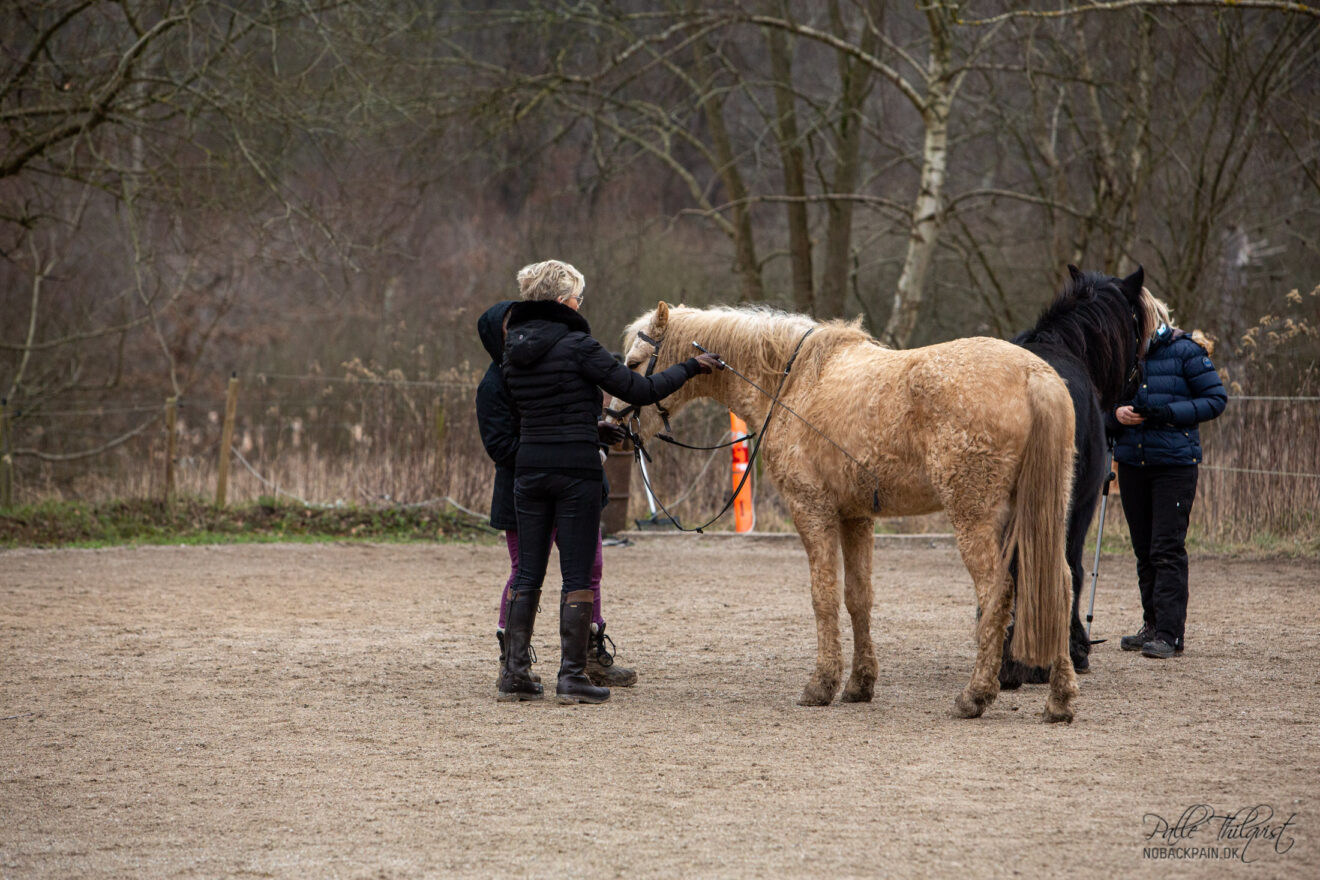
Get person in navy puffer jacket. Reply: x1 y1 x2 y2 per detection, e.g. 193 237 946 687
1110 295 1227 660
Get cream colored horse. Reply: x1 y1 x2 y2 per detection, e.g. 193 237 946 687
622 303 1079 722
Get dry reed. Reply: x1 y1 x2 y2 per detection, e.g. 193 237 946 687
5 376 1315 547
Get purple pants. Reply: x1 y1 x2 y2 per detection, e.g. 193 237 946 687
498 528 605 629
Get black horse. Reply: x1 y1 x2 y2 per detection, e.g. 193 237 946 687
1000 265 1153 688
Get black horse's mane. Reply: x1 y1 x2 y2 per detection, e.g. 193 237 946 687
1013 270 1141 412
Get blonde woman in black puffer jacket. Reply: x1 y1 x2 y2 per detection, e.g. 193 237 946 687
497 260 720 705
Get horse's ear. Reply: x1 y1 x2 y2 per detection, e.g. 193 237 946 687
1067 264 1082 282
654 301 670 335
1120 265 1145 302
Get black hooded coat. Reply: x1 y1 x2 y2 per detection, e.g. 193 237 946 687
475 301 520 530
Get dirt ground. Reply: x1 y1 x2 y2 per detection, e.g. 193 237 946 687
1 536 1316 879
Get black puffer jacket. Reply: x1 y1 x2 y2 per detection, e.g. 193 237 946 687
475 300 519 530
503 299 702 472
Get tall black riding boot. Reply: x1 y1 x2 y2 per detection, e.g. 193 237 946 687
497 590 543 702
556 590 610 705
497 593 540 686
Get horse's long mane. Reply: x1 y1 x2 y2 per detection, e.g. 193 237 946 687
626 304 875 381
1013 271 1157 411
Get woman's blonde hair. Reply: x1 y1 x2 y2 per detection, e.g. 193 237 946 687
516 260 585 303
1142 291 1215 354
1147 290 1173 329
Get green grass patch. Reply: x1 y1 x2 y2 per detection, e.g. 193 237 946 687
0 496 496 549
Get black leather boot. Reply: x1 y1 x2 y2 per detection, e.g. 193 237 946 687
586 621 638 688
497 593 539 686
497 590 543 702
496 631 540 685
556 590 610 705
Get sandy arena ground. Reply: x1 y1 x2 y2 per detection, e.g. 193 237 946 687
1 536 1316 878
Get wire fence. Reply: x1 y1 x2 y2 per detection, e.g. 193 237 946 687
1 374 1317 543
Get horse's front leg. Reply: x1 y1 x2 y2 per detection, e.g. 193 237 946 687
839 516 877 703
793 510 844 707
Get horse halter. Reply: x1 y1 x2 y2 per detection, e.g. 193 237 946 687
617 325 878 535
604 329 676 445
1123 304 1145 399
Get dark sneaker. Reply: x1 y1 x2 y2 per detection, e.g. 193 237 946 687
1121 624 1157 652
1141 638 1177 659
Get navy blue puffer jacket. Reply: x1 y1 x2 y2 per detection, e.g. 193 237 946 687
1112 326 1227 467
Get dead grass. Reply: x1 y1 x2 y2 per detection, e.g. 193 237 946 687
5 378 1316 549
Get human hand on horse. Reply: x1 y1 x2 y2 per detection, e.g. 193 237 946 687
596 419 628 446
693 352 724 374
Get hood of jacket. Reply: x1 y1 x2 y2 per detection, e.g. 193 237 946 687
504 299 591 368
1151 324 1215 357
477 300 517 363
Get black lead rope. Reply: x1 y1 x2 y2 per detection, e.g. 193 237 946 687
654 431 752 452
626 327 815 533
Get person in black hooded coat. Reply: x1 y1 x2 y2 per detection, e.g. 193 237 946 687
497 259 719 705
474 299 637 690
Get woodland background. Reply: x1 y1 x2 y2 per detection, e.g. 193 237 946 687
1 1 1317 544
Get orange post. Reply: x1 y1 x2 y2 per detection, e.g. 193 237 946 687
730 412 754 532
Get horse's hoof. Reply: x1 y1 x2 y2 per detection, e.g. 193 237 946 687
797 680 836 707
953 691 988 718
840 682 874 703
1042 704 1075 724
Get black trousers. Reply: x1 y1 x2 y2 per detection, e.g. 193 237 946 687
511 471 603 597
1117 462 1199 647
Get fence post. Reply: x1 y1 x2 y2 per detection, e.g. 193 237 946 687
0 397 12 509
216 374 239 507
164 396 178 502
434 397 446 495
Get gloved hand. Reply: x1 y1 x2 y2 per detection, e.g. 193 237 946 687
1132 404 1174 424
692 352 724 374
597 420 628 446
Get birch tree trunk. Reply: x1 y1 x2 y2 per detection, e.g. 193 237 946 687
883 10 954 347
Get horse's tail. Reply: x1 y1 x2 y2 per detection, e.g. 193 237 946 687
1006 369 1075 668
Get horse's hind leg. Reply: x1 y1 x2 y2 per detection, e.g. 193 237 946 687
951 518 1013 719
840 517 877 703
1045 650 1079 723
792 509 844 707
